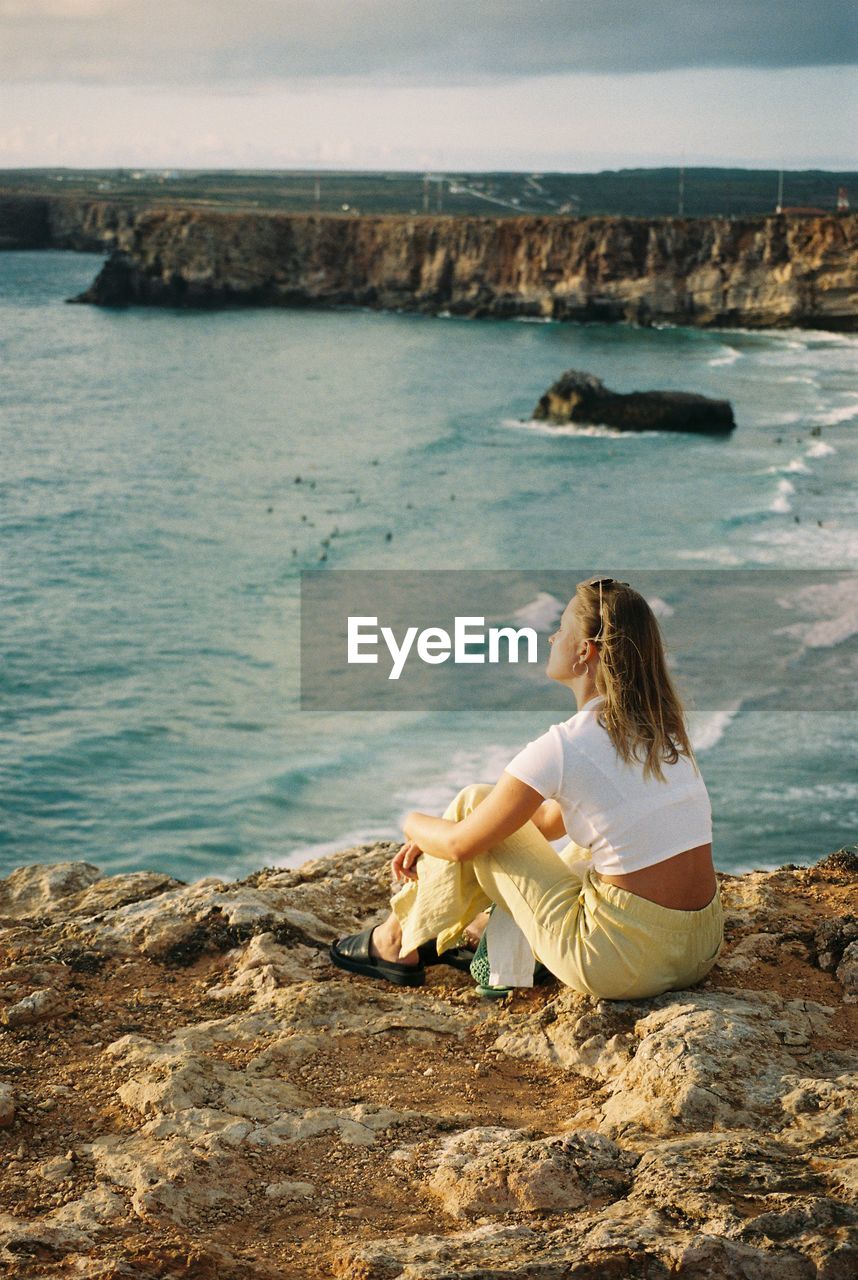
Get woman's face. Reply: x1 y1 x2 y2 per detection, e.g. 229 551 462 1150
547 594 588 683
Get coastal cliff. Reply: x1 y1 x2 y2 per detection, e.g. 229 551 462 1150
1 846 856 1278
1 193 855 330
0 194 142 254
72 207 857 330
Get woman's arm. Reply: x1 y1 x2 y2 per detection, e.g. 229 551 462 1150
403 772 546 864
532 799 567 842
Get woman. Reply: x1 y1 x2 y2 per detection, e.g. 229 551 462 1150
331 577 724 1000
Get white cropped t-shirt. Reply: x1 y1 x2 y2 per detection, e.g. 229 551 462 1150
504 694 712 875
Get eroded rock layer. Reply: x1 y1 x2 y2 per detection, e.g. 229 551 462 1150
1 192 854 329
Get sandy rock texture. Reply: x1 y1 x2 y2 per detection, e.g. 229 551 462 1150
2 195 844 331
0 843 855 1278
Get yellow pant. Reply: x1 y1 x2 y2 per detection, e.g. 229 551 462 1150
391 783 724 1000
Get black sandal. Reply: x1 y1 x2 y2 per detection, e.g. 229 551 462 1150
330 925 426 987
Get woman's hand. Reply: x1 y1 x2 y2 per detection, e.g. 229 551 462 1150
391 840 423 883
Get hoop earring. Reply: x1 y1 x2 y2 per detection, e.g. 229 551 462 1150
571 658 589 677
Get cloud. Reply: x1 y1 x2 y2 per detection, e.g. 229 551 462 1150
3 65 854 171
0 0 855 88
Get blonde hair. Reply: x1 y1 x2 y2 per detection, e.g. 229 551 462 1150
576 580 699 784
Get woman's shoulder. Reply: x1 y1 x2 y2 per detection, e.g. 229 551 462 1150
556 697 607 741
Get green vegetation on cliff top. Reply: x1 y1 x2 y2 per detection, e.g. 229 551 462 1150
0 166 854 219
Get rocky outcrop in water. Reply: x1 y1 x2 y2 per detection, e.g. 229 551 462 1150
534 369 736 434
1 844 856 1278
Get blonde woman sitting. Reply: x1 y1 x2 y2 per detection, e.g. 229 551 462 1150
331 578 724 1000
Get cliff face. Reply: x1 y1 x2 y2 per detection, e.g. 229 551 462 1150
0 194 142 253
72 207 858 330
1 192 855 329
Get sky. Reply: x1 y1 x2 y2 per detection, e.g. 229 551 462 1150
0 0 855 171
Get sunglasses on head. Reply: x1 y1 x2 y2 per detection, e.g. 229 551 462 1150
578 577 631 642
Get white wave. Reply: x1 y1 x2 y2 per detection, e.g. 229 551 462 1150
769 478 795 513
707 345 742 367
805 440 836 458
400 740 537 816
746 524 858 567
676 547 745 565
690 699 744 752
500 417 662 440
754 780 858 804
713 325 857 349
646 596 675 619
765 458 811 475
511 588 672 629
512 315 555 324
792 330 858 347
395 781 463 819
765 412 804 427
773 578 858 649
811 401 858 427
277 824 399 867
512 591 565 630
510 587 674 629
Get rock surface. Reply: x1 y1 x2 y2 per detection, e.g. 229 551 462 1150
0 193 143 253
0 843 855 1278
533 368 736 433
1 193 854 330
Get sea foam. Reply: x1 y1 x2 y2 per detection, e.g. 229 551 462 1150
811 400 858 428
707 345 742 367
500 417 662 440
512 591 565 630
805 440 836 458
690 699 744 752
774 578 858 650
769 478 795 514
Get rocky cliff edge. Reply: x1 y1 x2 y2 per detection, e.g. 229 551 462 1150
2 193 854 331
0 845 856 1279
69 208 858 331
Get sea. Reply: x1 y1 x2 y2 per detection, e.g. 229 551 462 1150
1 248 857 884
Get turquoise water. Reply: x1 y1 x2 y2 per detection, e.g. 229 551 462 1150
1 249 857 882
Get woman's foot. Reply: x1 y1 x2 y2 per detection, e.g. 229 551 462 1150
368 913 420 966
462 910 491 949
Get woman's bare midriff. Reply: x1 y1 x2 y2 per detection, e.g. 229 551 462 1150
595 843 718 910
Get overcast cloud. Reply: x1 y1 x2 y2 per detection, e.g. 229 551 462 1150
0 0 855 87
0 1 854 169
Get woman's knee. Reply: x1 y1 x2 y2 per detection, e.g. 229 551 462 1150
443 782 494 822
